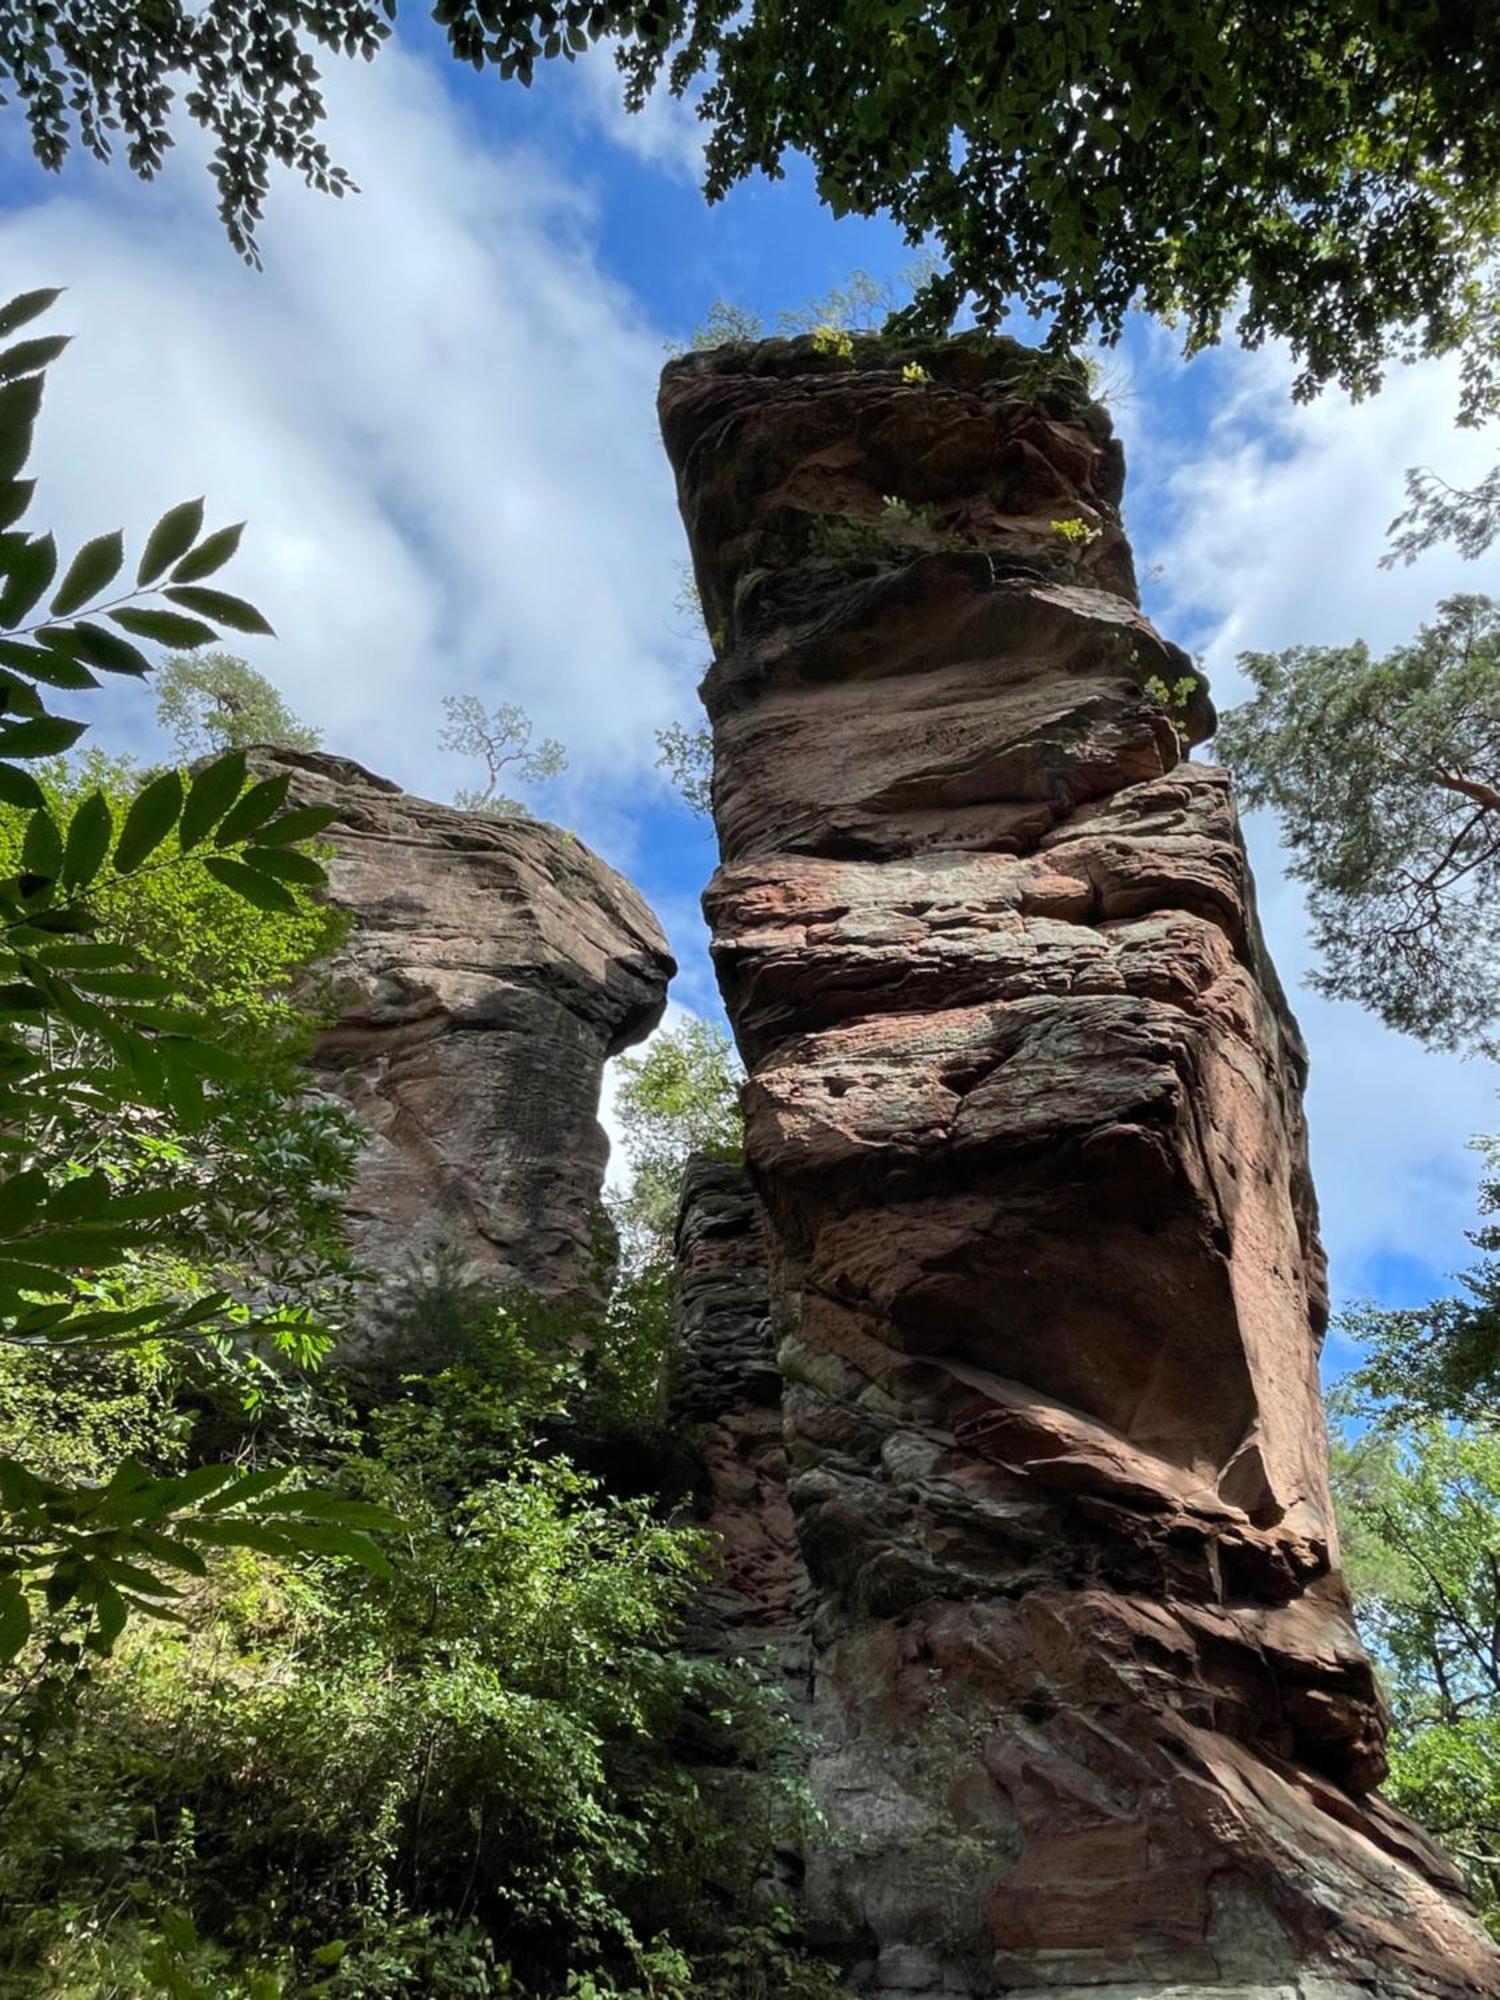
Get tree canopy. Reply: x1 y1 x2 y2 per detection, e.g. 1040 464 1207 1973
1337 1138 1500 1433
6 2 1500 409
609 1017 742 1272
1335 1424 1500 1932
155 651 321 759
1214 594 1500 1059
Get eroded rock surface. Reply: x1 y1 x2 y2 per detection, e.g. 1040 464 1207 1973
262 751 673 1331
660 334 1500 1996
672 1156 804 1660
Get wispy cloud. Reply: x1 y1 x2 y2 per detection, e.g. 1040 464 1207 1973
0 42 700 870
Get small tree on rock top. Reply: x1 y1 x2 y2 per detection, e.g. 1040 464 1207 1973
437 694 566 818
156 650 321 759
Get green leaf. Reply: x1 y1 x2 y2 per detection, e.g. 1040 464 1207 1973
250 1493 401 1532
214 773 290 847
0 765 44 810
251 804 338 847
0 376 42 485
162 585 274 636
50 529 124 616
87 1581 127 1653
67 968 172 1000
0 1257 73 1295
62 791 113 888
0 1577 30 1662
28 940 130 969
17 638 98 690
12 1226 139 1267
0 335 69 384
109 606 216 650
0 290 63 341
278 1522 392 1576
0 1167 47 1229
0 665 44 717
169 522 244 582
150 1464 243 1513
157 1035 250 1084
113 769 183 873
242 845 325 887
201 855 298 913
20 808 62 880
0 481 35 531
136 498 205 586
178 751 247 850
0 715 84 758
200 1468 287 1515
0 532 58 625
65 621 151 676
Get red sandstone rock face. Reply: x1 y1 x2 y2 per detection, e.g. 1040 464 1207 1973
660 335 1500 1996
260 751 673 1341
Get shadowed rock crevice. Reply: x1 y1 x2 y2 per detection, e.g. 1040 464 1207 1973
660 334 1500 1995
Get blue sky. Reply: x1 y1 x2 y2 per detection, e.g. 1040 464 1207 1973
0 30 1494 1374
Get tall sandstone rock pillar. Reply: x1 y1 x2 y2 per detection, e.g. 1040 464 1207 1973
659 338 1500 1998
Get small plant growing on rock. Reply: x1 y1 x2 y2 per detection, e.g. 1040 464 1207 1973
1144 672 1201 741
811 324 855 361
1050 515 1101 546
881 495 939 532
901 361 932 385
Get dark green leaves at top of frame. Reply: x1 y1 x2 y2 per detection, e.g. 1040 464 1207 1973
0 713 85 759
0 531 58 627
61 792 112 888
113 769 184 873
136 497 204 587
168 521 243 583
63 623 151 677
21 807 63 880
0 375 44 485
0 336 69 384
163 584 273 636
0 764 44 812
50 529 123 617
0 482 35 533
0 289 63 343
252 803 339 846
213 771 290 847
202 854 298 913
108 605 216 651
179 750 247 849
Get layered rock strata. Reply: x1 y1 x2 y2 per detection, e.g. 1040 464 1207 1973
670 1157 810 1913
659 336 1500 1996
672 1156 804 1663
261 750 673 1330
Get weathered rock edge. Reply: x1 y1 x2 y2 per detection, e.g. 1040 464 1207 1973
659 334 1500 1995
261 749 674 1339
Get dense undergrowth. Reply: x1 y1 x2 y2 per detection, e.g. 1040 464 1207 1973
0 1281 843 1999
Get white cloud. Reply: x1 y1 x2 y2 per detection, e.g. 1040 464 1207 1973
0 43 700 869
1123 337 1500 1306
568 42 708 183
